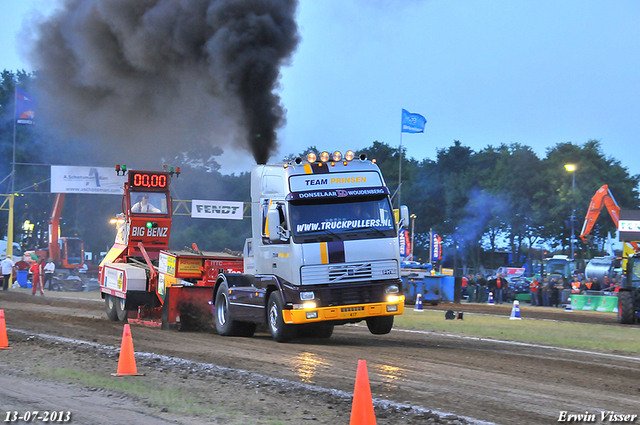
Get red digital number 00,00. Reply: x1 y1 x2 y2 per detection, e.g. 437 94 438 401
133 173 167 188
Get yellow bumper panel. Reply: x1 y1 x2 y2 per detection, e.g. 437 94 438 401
283 298 405 325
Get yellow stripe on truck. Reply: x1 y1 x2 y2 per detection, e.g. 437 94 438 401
303 164 313 174
282 297 405 324
320 242 328 264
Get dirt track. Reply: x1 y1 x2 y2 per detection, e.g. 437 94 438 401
1 289 640 425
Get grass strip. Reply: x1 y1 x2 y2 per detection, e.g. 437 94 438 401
395 309 640 354
35 367 252 423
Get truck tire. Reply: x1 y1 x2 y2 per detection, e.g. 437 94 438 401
214 283 256 337
115 297 128 322
267 292 296 342
617 292 636 324
105 295 118 321
366 316 394 335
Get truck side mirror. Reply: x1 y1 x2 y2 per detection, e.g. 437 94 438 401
267 209 289 243
399 205 409 228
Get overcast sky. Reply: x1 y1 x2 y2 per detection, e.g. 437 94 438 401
2 0 639 179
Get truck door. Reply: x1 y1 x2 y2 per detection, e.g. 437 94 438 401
261 200 294 283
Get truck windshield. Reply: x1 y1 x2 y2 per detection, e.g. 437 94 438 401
632 259 640 289
290 198 396 243
546 260 568 277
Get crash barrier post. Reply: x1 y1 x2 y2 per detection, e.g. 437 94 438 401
414 293 423 311
509 300 522 320
350 359 376 425
0 310 11 349
112 324 144 376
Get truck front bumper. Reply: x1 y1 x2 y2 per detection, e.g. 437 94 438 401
282 295 405 324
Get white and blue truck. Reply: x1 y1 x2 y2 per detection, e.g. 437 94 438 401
213 150 407 342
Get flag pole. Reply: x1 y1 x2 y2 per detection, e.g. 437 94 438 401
12 84 17 193
398 109 403 208
7 82 18 259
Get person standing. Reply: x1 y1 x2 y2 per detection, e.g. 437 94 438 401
497 273 508 304
550 277 561 307
571 276 581 294
542 278 551 306
1 255 15 290
529 277 539 306
43 258 55 290
487 275 497 303
30 259 44 296
477 274 488 303
466 274 477 303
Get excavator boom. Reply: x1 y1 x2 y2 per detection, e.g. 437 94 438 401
580 184 638 251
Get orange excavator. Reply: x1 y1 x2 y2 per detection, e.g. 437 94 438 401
579 184 638 252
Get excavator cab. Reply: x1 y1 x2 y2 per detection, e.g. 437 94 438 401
59 237 84 268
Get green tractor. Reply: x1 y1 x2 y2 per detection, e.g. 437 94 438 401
618 253 640 324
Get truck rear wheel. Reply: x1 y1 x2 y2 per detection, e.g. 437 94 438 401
366 316 394 335
215 283 256 337
618 292 636 324
115 297 128 322
105 295 118 321
268 292 295 342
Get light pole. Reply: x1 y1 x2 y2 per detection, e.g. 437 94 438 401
565 164 576 259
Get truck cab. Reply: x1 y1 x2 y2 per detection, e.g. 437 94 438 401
544 255 576 286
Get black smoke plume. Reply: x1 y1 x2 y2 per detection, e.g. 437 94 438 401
26 0 299 165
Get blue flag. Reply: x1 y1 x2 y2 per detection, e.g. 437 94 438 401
401 109 426 133
16 87 35 125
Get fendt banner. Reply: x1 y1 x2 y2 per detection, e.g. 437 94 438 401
191 200 244 220
51 166 127 194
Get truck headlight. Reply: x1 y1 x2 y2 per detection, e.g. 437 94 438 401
300 291 315 301
386 295 402 303
385 284 400 294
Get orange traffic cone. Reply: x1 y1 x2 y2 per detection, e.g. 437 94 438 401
350 360 376 425
0 310 11 350
111 324 143 376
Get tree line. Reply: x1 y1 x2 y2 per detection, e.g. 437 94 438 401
2 70 639 271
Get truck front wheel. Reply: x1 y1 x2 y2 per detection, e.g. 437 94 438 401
267 292 295 342
105 295 118 321
215 283 256 337
618 292 636 324
366 316 394 335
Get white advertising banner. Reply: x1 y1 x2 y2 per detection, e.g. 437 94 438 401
50 166 126 194
192 200 244 220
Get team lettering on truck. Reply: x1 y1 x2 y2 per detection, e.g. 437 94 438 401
304 176 367 186
130 226 169 237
